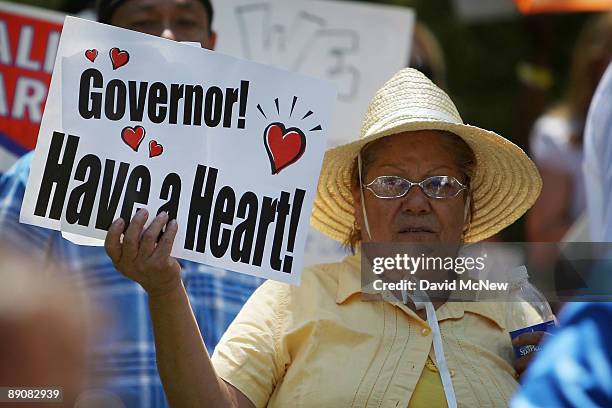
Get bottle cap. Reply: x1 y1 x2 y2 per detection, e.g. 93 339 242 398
508 265 529 283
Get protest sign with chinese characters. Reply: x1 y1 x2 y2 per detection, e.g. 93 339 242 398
0 3 63 173
213 0 414 148
20 17 336 285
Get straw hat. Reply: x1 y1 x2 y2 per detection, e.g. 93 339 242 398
311 68 542 243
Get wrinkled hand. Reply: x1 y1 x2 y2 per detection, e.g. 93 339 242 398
512 331 551 378
105 208 181 297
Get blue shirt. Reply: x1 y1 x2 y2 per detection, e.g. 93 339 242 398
510 302 612 408
0 152 264 407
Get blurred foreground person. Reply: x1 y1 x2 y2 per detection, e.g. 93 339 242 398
0 244 90 406
528 13 612 243
509 302 612 408
106 68 544 407
0 1 262 406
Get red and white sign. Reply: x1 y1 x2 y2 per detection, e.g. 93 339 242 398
0 3 64 173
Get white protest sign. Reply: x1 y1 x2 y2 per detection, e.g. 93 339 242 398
60 41 202 247
212 0 414 148
21 17 336 285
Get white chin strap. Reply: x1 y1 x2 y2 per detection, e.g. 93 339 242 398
358 153 458 407
357 153 372 240
424 299 458 408
402 289 458 408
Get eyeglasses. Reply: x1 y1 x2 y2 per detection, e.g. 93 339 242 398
365 175 467 199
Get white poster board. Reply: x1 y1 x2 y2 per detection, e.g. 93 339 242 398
20 17 336 285
213 0 414 148
212 0 415 265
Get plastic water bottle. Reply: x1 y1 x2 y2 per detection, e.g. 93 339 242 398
506 266 556 359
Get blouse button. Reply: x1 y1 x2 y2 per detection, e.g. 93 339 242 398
421 327 431 336
450 369 456 377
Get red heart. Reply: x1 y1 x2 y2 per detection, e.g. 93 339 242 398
85 49 98 62
110 47 130 70
149 140 163 158
121 126 145 152
263 123 306 174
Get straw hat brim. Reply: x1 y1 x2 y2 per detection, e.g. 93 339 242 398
311 119 542 243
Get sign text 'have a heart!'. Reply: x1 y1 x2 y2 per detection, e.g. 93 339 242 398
21 17 336 284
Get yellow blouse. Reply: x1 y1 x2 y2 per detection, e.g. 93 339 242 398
408 356 447 408
212 254 520 407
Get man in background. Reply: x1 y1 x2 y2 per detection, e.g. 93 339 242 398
0 1 262 406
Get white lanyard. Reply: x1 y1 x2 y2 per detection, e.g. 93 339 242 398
402 289 457 408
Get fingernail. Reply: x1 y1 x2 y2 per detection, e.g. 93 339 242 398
137 208 148 217
169 219 178 228
159 211 168 218
115 218 124 226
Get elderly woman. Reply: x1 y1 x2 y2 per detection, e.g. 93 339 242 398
105 69 542 407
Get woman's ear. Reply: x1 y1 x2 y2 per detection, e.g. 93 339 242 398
462 193 472 240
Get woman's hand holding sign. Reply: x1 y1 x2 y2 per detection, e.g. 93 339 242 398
100 184 307 405
104 208 253 407
105 209 181 297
